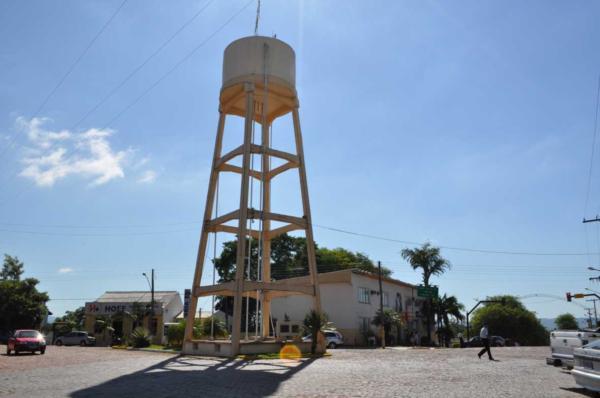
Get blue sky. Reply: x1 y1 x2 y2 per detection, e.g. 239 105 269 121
2 0 600 320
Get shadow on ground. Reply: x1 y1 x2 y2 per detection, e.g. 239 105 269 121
560 387 600 397
70 355 315 398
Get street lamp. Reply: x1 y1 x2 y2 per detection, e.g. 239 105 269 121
588 267 600 272
142 270 155 334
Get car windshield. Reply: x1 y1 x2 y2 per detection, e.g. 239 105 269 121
16 331 40 338
584 340 600 350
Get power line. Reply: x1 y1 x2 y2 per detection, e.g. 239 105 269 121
48 298 96 301
0 220 199 229
0 0 128 162
0 227 198 237
0 0 248 206
0 217 597 257
99 0 255 129
584 74 600 218
69 0 216 131
314 224 596 256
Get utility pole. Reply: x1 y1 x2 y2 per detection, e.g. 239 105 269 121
587 308 594 328
142 269 156 334
378 261 385 349
151 268 155 322
586 298 599 326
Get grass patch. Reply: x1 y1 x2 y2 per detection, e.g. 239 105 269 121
110 344 181 352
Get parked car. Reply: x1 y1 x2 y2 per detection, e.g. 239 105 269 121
547 328 600 368
572 339 600 392
6 330 46 355
302 330 344 349
466 336 505 347
55 331 96 346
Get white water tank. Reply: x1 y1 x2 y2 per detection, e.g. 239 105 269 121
222 36 295 90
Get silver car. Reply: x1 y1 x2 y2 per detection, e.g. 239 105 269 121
572 339 600 392
55 331 96 347
302 330 344 349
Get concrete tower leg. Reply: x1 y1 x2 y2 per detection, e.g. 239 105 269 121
184 112 226 342
231 83 256 355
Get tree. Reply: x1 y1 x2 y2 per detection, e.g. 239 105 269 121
401 243 451 286
54 306 86 335
1 254 24 280
555 313 579 330
470 295 548 346
434 294 464 347
372 308 403 345
401 243 451 344
0 255 49 333
303 310 328 354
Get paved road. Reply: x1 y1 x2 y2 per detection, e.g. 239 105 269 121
0 345 591 397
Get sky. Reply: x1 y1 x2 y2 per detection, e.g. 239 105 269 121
1 0 600 320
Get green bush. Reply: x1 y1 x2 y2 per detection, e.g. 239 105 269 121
131 327 151 348
166 322 186 348
199 316 228 338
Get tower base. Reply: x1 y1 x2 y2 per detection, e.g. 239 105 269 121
182 339 323 357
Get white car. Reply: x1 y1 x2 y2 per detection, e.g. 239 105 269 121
55 331 96 346
547 328 600 368
572 339 600 392
302 330 344 349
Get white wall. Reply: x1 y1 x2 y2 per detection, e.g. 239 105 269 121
271 273 421 345
163 294 183 323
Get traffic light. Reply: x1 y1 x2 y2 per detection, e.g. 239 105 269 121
566 292 572 302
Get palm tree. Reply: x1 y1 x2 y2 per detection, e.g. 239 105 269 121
372 309 403 346
401 243 451 344
434 294 465 347
401 243 451 287
303 310 328 354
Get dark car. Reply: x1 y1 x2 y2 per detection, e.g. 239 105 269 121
7 330 46 355
467 335 505 347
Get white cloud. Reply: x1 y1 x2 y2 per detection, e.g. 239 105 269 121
16 116 70 149
137 170 157 184
57 267 74 274
17 117 136 187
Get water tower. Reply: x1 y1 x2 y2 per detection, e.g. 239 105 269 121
183 36 321 356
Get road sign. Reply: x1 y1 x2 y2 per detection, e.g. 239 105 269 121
417 285 438 299
183 289 191 318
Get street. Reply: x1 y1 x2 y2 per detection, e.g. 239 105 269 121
0 345 591 397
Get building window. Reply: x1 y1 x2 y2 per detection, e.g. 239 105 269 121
358 287 370 304
280 324 290 333
395 293 403 312
359 317 371 333
382 292 389 307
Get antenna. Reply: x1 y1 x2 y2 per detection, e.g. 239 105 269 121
254 0 261 35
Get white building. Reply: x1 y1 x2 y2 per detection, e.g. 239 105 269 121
271 269 429 346
84 291 183 345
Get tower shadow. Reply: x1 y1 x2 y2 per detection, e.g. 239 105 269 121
70 354 317 398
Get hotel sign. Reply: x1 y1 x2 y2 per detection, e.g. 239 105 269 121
85 302 162 315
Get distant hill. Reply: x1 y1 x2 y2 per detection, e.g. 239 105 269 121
540 317 591 331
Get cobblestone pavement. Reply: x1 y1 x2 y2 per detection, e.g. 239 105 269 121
0 345 592 397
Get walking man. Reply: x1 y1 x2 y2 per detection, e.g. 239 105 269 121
477 322 494 360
